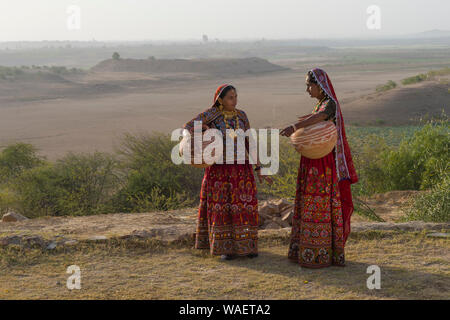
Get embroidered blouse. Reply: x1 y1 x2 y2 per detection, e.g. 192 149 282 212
183 106 252 163
313 98 336 124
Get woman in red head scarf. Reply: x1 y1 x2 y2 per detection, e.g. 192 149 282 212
183 84 272 260
280 69 358 268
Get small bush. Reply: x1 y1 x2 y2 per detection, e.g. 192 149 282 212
427 67 450 78
0 66 24 80
376 80 397 92
382 121 449 191
401 73 428 85
52 152 121 216
112 132 204 212
9 164 62 217
7 152 120 217
403 171 449 222
0 143 45 182
350 115 449 196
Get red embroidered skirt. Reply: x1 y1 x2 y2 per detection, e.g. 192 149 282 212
195 163 259 256
288 151 346 268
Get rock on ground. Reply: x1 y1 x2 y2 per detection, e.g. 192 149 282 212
2 212 29 223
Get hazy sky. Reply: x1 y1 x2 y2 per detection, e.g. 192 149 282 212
1 0 449 41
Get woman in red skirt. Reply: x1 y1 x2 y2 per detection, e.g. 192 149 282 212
183 84 272 260
280 68 358 268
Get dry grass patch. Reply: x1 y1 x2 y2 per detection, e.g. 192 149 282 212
0 231 448 300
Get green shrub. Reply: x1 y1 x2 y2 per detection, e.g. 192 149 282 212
0 66 24 79
7 152 120 217
349 116 449 196
381 121 449 191
376 80 397 92
0 142 45 214
427 67 450 78
403 171 449 222
401 73 428 85
9 164 62 217
0 143 45 182
52 152 121 216
113 132 204 212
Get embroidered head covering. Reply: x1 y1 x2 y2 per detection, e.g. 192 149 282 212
310 68 358 245
183 84 242 134
310 68 358 184
213 84 233 105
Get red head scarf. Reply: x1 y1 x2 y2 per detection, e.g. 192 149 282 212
310 68 358 184
310 68 358 244
213 84 233 105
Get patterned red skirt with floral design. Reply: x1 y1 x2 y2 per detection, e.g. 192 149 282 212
195 163 259 256
288 150 345 268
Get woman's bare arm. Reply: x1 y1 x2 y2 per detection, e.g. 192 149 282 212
295 112 328 129
280 112 328 137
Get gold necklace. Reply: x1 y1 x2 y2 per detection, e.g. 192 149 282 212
219 105 240 138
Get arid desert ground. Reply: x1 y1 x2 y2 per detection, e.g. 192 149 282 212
0 41 448 161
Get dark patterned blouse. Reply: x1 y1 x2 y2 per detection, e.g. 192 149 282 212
183 106 251 163
313 98 336 124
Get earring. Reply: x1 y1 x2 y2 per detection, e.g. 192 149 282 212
320 89 326 98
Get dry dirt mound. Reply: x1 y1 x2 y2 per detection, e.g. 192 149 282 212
343 81 449 125
0 208 197 241
91 57 288 76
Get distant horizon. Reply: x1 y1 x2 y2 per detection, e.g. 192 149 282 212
1 29 450 44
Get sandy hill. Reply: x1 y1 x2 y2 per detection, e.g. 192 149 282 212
342 81 449 125
91 57 288 76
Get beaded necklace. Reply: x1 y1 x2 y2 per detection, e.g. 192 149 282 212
314 96 328 112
